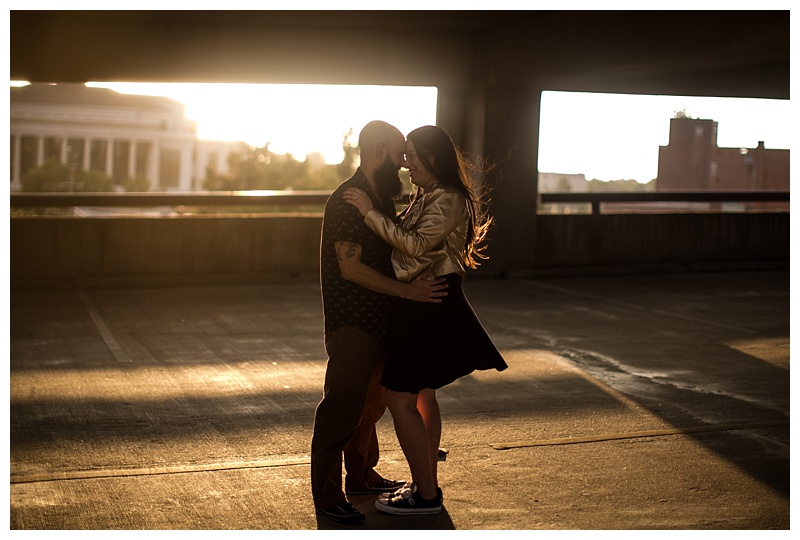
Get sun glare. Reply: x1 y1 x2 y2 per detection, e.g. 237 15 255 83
84 82 439 165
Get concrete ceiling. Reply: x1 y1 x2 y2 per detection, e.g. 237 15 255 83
11 10 789 100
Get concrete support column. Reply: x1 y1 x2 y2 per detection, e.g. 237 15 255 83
435 83 490 163
481 87 542 277
435 85 470 147
437 84 542 277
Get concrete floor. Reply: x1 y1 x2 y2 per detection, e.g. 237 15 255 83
9 270 790 530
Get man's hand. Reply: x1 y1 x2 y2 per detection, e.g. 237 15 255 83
335 241 447 303
403 271 448 303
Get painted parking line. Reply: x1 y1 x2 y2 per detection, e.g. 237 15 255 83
76 290 133 364
491 420 789 450
11 456 311 485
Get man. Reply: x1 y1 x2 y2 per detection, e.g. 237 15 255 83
312 120 447 524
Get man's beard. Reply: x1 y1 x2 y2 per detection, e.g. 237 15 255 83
373 156 404 201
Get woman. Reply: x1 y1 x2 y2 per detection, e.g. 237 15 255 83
342 125 508 515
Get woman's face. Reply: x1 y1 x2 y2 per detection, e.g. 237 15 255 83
404 140 436 189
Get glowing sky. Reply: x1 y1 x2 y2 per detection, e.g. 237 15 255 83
538 91 792 183
85 82 439 166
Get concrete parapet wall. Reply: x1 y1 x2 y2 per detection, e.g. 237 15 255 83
533 213 789 271
10 213 789 285
11 216 323 284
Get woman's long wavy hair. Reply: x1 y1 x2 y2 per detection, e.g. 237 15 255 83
406 125 494 269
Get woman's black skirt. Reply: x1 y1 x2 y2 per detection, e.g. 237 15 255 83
380 273 508 394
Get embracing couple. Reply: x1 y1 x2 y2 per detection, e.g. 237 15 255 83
311 120 508 524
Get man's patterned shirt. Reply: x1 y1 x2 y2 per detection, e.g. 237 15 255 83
320 169 398 338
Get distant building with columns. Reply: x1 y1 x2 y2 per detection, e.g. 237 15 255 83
10 83 241 192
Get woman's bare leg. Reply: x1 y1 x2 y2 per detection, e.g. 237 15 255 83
416 389 441 491
385 389 437 500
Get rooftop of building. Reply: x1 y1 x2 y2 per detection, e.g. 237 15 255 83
11 82 183 111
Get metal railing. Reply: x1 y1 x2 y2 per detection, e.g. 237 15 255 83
9 191 333 208
539 191 790 215
9 190 791 215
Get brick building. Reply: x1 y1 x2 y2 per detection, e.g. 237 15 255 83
656 117 789 192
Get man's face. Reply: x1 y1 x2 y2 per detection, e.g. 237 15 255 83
386 135 406 170
373 136 405 200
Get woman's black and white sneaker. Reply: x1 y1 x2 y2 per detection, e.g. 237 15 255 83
379 483 442 503
375 484 442 515
379 481 412 500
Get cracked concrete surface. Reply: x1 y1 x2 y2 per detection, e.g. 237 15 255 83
10 270 789 530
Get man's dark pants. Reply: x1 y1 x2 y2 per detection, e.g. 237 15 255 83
311 326 389 510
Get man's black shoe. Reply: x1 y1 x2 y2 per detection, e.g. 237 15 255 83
316 502 366 524
346 477 407 496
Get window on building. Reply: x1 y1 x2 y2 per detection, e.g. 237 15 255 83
135 141 151 178
90 140 108 172
112 140 130 183
207 151 218 172
43 136 62 163
67 138 85 170
159 148 180 188
20 136 38 178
